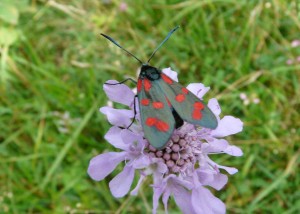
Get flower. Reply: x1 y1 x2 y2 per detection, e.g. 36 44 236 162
239 92 261 106
88 68 243 214
119 2 128 12
291 39 300 48
286 59 293 65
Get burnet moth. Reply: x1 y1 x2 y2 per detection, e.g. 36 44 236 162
101 26 218 149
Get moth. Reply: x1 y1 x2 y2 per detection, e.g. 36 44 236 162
101 26 218 149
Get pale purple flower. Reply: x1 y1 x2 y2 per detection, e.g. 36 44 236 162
285 56 300 65
239 92 261 105
291 39 300 47
88 68 243 214
239 93 247 100
253 98 260 104
286 59 294 65
119 2 128 12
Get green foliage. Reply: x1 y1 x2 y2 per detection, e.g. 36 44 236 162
0 0 299 213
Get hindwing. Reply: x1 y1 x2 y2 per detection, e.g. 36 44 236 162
158 73 218 129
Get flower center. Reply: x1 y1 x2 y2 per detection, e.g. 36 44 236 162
145 131 200 174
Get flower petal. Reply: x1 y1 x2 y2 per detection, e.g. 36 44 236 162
152 183 165 214
162 67 178 82
133 155 151 169
109 165 135 198
186 83 210 99
87 152 126 181
156 160 168 174
104 80 135 106
130 174 145 196
162 188 171 214
172 175 194 190
198 170 228 190
120 128 143 145
192 186 226 214
211 116 243 137
197 168 215 185
202 138 243 157
105 126 128 150
202 139 229 154
224 145 243 156
173 185 196 214
217 165 238 175
100 106 133 127
208 98 221 116
207 158 238 175
208 173 228 190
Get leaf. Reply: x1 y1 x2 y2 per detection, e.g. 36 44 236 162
0 27 19 46
3 0 29 12
0 2 19 25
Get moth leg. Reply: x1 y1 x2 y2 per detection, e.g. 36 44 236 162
127 95 138 129
105 78 137 85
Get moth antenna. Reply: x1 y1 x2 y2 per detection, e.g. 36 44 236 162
101 33 143 65
147 26 180 63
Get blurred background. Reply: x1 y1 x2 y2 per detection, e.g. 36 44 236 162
0 0 299 213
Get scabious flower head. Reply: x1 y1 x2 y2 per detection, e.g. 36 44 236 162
88 68 243 214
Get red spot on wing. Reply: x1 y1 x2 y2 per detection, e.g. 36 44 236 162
146 117 157 126
141 99 150 106
182 88 189 94
155 120 170 132
194 102 204 110
161 74 173 84
137 79 142 93
152 102 164 109
175 94 185 102
145 117 170 132
193 102 204 120
144 79 152 92
192 110 202 120
165 97 171 107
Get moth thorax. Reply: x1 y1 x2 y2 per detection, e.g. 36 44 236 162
140 65 161 81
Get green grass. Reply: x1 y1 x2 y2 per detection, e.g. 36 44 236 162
0 0 299 213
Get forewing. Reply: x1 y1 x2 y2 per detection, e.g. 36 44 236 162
158 73 218 129
137 78 175 149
